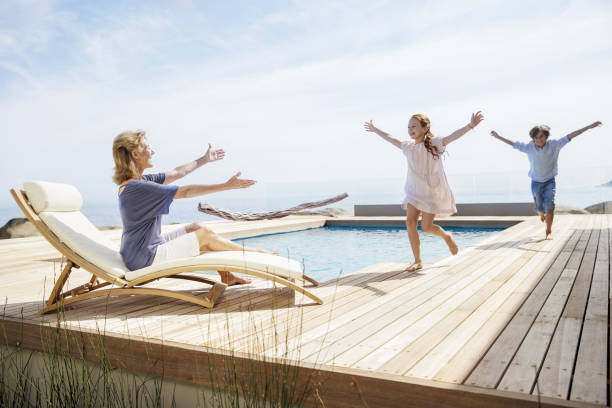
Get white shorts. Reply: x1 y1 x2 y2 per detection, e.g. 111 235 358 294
152 226 200 264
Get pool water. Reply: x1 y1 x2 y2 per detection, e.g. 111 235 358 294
234 226 503 282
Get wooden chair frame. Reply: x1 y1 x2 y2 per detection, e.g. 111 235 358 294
11 189 322 315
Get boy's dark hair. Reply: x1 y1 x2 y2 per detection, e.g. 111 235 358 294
529 125 550 139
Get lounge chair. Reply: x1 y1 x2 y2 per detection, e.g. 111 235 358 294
10 181 322 315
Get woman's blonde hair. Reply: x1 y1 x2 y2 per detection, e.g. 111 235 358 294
112 130 147 185
411 114 441 159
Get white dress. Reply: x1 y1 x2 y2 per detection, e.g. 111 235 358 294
401 137 457 217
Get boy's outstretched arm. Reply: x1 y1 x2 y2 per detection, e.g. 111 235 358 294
364 120 402 148
567 121 603 140
442 111 484 146
490 130 515 147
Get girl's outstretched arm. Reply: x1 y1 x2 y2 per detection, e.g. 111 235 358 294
442 111 484 146
364 120 402 148
490 130 515 146
164 143 225 184
567 121 603 140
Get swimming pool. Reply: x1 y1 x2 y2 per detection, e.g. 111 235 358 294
234 226 503 282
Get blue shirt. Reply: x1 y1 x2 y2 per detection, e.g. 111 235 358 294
513 136 571 182
118 173 178 270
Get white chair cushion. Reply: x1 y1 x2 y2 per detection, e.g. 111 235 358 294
24 181 83 213
40 211 127 280
126 251 304 282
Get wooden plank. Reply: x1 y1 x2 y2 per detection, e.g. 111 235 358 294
465 216 595 389
350 223 546 372
380 219 567 376
496 216 600 394
4 214 610 406
0 318 606 408
407 217 578 380
535 215 606 400
202 217 536 350
568 215 608 405
433 222 583 384
293 222 549 366
180 222 533 351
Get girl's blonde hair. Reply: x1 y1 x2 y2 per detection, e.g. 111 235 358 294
411 114 441 159
112 130 147 185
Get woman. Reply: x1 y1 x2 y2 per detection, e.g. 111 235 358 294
112 129 274 285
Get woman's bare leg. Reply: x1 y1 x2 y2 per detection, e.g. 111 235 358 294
189 223 277 254
421 212 458 255
187 223 276 285
405 204 423 272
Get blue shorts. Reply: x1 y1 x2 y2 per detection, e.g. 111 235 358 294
531 178 556 214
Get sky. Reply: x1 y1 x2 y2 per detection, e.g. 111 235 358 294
1 0 611 205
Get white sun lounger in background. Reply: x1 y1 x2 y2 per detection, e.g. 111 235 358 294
10 181 322 315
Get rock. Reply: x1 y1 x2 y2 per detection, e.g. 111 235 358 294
555 205 589 214
584 201 612 214
0 218 40 239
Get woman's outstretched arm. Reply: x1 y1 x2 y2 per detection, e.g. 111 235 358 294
490 130 515 146
174 172 255 199
567 121 603 140
164 144 225 185
442 111 484 146
364 120 402 148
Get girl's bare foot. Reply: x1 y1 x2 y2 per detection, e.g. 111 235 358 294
545 229 552 240
405 262 423 272
444 233 459 255
219 271 251 286
540 213 545 223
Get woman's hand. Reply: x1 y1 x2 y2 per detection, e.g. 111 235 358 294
225 172 256 189
590 121 603 129
204 143 225 163
364 120 379 133
469 111 484 129
490 130 501 138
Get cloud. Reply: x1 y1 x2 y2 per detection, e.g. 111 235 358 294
0 0 611 205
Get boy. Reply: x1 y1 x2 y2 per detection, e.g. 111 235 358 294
491 120 602 239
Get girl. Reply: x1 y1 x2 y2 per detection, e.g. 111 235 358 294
364 112 484 272
112 130 276 286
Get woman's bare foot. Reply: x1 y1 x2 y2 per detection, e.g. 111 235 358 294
540 213 545 223
405 262 423 272
444 233 459 255
218 271 251 286
545 229 552 240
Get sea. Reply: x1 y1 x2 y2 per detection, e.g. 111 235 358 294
2 168 611 228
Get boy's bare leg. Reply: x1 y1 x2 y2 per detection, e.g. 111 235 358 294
421 212 459 255
405 204 423 272
545 212 554 239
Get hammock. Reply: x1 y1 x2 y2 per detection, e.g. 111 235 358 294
198 193 348 221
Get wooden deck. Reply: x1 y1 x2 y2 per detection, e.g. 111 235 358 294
0 215 610 407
